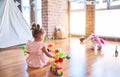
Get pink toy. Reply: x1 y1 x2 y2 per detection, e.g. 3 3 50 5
87 33 105 50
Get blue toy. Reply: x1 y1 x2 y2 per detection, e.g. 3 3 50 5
55 36 58 40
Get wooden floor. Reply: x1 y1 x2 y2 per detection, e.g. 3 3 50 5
0 38 120 77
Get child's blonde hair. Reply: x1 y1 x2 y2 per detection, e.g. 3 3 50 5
31 22 46 38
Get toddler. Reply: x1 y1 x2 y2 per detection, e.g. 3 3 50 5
26 23 55 68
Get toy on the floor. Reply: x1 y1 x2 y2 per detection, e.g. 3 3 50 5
45 37 49 42
52 36 55 40
49 47 71 76
21 45 28 55
79 36 86 43
87 33 105 50
66 55 71 59
115 46 118 57
55 25 67 39
50 62 63 76
55 36 59 40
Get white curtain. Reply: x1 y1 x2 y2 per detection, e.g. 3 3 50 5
0 0 32 48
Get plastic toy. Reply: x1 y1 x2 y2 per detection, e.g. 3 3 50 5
50 63 63 76
55 25 67 39
45 37 49 42
21 45 28 55
52 36 55 40
47 43 55 53
66 55 71 59
87 33 105 50
115 46 118 57
55 36 58 40
49 47 70 76
79 36 86 42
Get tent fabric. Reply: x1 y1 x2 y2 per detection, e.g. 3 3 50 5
0 0 32 48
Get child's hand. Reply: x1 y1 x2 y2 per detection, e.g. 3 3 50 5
53 54 57 59
53 56 56 59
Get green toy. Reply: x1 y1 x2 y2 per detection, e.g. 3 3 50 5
45 37 49 42
66 55 71 59
21 45 28 55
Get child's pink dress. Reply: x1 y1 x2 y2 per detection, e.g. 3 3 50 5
26 40 49 68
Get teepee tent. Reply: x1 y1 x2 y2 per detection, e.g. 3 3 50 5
0 0 32 48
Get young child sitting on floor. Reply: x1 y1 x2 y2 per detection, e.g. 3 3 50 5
26 23 55 68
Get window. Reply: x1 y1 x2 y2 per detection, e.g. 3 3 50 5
110 0 120 9
95 0 107 10
110 0 120 6
95 0 120 38
70 1 85 35
70 11 85 35
21 0 30 25
35 0 42 26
